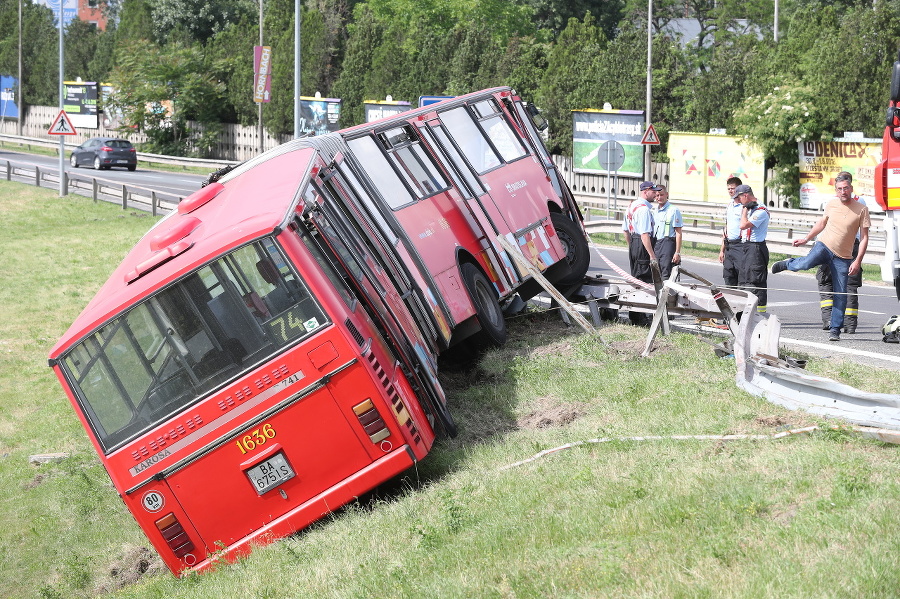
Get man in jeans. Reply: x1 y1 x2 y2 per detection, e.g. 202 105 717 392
815 171 865 333
771 173 870 341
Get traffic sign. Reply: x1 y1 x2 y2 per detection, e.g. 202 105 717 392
597 140 626 171
641 124 660 145
48 110 77 136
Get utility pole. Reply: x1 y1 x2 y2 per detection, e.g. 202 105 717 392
644 0 653 181
258 0 264 154
17 0 22 136
58 3 65 197
294 0 301 138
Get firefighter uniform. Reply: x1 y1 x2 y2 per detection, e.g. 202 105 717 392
738 203 770 313
722 200 745 288
653 200 683 280
623 196 656 284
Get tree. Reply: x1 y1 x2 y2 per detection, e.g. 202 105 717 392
538 14 607 154
0 0 59 106
732 83 829 202
107 40 227 155
151 0 255 45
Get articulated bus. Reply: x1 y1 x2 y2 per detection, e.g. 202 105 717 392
48 87 590 573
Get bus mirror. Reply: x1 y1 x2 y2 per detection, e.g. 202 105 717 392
891 59 900 102
888 107 900 129
526 104 548 132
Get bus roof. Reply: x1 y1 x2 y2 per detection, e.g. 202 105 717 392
339 86 515 137
50 146 316 359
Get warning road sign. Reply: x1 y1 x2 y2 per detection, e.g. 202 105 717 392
640 124 660 145
48 110 77 136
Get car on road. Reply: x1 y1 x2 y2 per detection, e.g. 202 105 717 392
70 137 137 171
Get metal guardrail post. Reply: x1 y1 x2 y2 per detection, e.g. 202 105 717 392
122 184 127 209
63 172 68 196
5 160 9 181
34 166 40 187
151 191 157 216
92 178 98 202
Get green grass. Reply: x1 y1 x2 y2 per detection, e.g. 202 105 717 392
2 182 900 598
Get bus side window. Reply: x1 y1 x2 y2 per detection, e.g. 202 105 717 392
346 136 415 210
378 126 449 199
439 106 501 174
471 99 527 163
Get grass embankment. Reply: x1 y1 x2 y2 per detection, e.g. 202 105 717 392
1 183 899 598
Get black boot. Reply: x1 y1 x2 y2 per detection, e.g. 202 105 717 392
843 316 857 334
821 307 831 330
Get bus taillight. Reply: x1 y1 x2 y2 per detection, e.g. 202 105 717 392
155 513 195 559
352 399 390 443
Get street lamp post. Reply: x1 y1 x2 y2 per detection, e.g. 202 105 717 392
645 0 653 181
294 0 301 138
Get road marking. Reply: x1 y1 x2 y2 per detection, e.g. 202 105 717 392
779 337 900 364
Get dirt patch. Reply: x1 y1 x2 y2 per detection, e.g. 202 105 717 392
98 546 164 593
608 336 674 358
23 473 46 489
756 415 791 428
770 502 800 526
518 397 585 430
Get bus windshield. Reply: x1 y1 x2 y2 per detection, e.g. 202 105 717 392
61 238 329 452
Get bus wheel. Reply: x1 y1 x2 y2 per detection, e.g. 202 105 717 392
461 262 507 346
550 212 591 287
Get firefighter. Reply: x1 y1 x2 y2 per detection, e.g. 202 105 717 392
718 177 745 289
816 172 864 333
734 184 770 313
622 181 660 325
652 184 683 280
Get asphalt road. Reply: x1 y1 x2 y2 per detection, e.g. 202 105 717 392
0 149 208 200
589 244 900 370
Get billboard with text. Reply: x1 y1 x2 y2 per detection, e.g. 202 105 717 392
572 109 645 177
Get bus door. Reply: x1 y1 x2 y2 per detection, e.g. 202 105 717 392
300 172 456 437
421 119 521 293
433 101 564 275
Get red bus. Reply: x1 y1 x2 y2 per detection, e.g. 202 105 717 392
48 87 589 574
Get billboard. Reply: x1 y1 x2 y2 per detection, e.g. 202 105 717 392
63 81 99 129
298 96 341 137
0 76 18 119
364 100 411 123
667 132 765 203
572 109 645 177
797 139 882 210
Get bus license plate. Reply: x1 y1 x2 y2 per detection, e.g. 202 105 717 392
246 453 295 495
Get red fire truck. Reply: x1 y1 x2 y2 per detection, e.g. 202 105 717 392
48 87 590 573
876 51 900 298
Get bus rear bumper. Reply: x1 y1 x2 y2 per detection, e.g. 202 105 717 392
189 444 417 573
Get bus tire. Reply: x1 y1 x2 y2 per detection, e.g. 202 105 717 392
550 212 590 287
461 262 507 346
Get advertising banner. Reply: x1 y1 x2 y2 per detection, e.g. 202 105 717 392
797 139 882 210
99 83 124 129
0 76 18 119
253 46 273 103
63 81 99 129
572 109 645 177
298 96 341 137
364 101 411 123
667 132 765 203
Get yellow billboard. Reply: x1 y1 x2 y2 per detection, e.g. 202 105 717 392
797 139 882 210
667 132 766 204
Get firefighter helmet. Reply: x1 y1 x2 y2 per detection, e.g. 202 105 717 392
882 315 900 343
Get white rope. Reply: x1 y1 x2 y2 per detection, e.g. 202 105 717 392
498 426 861 471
